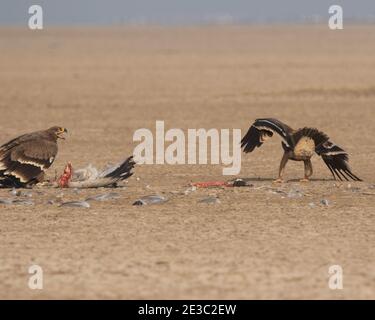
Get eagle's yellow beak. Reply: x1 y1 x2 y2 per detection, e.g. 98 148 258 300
57 127 68 139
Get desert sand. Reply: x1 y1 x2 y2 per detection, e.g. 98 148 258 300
0 25 374 299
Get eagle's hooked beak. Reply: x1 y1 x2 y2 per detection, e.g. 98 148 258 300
57 127 68 140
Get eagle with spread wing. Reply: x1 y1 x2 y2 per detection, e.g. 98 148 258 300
241 118 362 182
0 126 67 188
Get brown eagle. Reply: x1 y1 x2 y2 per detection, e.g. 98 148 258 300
241 118 362 182
0 126 67 188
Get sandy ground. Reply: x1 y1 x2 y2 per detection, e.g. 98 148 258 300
0 25 374 299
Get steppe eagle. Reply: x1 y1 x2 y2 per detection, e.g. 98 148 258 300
0 126 67 188
241 118 362 182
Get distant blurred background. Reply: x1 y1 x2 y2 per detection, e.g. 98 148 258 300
0 0 374 26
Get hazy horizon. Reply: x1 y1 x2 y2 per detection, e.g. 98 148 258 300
0 0 374 26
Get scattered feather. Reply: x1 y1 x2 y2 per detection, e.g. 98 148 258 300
133 194 167 206
12 199 34 205
60 201 90 208
0 198 13 205
198 196 221 204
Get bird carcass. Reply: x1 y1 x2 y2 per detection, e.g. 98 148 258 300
57 156 135 188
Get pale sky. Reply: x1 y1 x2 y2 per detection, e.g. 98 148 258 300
0 0 374 25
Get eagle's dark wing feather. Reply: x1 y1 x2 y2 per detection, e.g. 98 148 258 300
10 140 57 169
0 133 58 187
291 127 329 149
315 141 362 181
241 118 294 153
